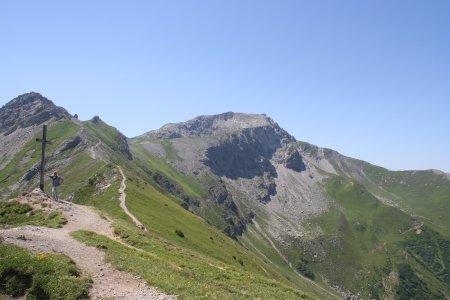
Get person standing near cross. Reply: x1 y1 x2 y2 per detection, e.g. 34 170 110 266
47 171 64 200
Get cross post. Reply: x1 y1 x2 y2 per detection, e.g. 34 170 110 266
36 125 52 191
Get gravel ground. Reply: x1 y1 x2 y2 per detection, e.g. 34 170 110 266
0 189 175 300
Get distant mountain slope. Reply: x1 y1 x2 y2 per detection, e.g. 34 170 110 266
134 111 450 299
299 141 450 230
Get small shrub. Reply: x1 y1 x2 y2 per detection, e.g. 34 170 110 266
114 227 129 239
175 230 185 238
296 258 315 280
238 258 244 266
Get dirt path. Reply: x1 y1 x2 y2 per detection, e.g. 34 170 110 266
117 166 147 231
401 221 424 235
0 190 174 300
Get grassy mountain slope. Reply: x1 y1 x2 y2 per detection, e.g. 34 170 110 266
299 141 450 231
362 165 450 230
71 169 324 299
322 176 448 298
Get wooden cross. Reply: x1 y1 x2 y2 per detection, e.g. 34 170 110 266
36 125 52 191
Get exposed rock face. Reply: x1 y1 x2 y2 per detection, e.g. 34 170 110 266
207 180 238 213
203 128 279 179
142 112 294 141
135 112 317 238
22 165 40 181
153 173 184 198
0 92 71 135
274 144 306 172
199 117 295 179
117 134 133 160
256 172 277 203
59 135 82 153
207 180 245 238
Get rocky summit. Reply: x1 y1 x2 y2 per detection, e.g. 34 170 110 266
141 111 294 140
0 92 71 136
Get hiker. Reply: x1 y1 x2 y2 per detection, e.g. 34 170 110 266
47 171 64 200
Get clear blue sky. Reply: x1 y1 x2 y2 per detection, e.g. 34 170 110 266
1 1 449 172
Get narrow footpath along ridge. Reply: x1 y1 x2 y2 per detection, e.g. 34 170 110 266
117 166 147 231
0 190 172 300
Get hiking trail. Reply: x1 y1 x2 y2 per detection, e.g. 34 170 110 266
117 166 147 231
0 189 173 300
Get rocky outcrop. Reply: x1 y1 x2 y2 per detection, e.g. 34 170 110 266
152 173 199 209
206 180 248 238
0 92 71 135
274 144 306 172
207 180 238 213
117 134 133 160
223 219 246 239
203 125 287 179
153 173 183 196
257 172 277 203
59 135 82 153
22 165 40 181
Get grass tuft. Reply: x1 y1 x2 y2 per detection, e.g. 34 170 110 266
0 201 67 229
0 243 90 299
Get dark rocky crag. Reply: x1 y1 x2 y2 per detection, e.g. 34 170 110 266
0 92 72 135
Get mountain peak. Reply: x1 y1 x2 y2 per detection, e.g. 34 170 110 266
141 112 293 141
4 92 49 107
0 92 71 135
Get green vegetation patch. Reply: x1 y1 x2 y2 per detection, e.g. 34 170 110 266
72 163 116 205
312 175 450 298
403 227 450 286
72 230 310 300
160 140 182 161
296 257 315 280
363 166 450 230
131 144 204 199
83 119 131 159
396 264 444 300
0 201 67 229
0 243 90 299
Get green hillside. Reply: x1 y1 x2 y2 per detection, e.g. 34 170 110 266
295 176 450 299
363 165 450 230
